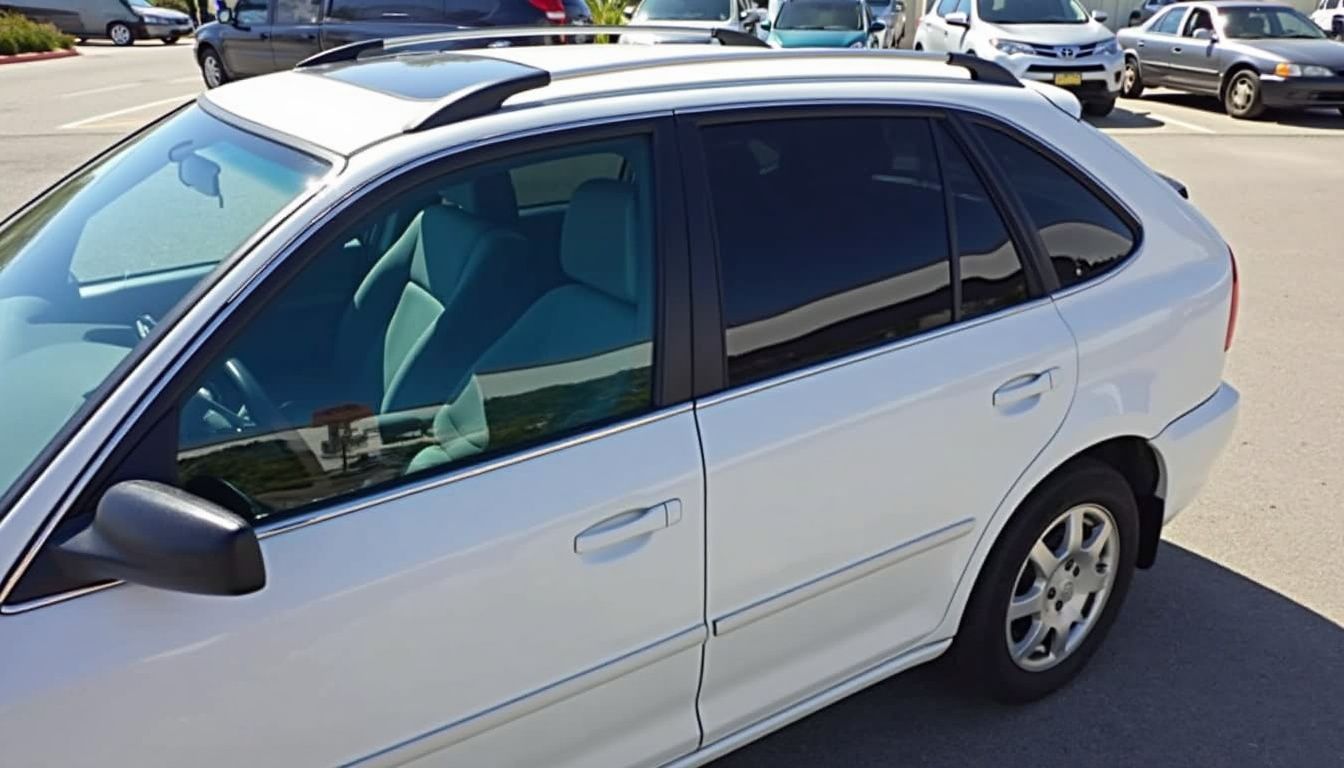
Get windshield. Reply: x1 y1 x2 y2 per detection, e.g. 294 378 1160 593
978 0 1088 24
127 0 153 7
633 0 729 21
0 105 328 506
1221 6 1326 38
777 1 863 29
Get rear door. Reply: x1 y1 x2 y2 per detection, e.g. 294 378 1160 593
1169 6 1220 92
269 0 324 67
681 107 1078 741
1140 5 1189 84
0 121 706 768
222 0 278 76
321 0 454 49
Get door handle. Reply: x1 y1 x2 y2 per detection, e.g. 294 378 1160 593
1137 39 1145 46
574 500 682 554
993 369 1057 407
259 32 269 39
1171 45 1182 53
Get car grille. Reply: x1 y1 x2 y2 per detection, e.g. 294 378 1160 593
1029 42 1099 58
1027 64 1106 73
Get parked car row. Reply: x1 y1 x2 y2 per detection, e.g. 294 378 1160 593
1118 0 1344 119
1 0 194 45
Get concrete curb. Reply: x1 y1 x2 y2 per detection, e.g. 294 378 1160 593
0 48 80 66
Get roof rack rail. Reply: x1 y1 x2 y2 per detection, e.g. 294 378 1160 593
407 64 552 132
296 24 768 68
946 51 1018 86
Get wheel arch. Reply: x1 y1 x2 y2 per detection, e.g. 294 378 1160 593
196 42 232 80
1219 60 1261 99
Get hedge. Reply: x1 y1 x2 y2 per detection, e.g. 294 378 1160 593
0 11 75 55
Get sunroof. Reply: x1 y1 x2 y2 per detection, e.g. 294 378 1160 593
314 53 546 101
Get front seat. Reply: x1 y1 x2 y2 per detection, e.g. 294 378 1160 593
409 178 652 472
328 197 544 426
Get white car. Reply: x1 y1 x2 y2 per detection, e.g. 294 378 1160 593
620 0 769 40
1312 0 1344 37
914 0 1125 115
0 34 1239 767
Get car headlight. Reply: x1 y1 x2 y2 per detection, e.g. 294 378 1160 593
849 40 866 48
1275 62 1334 77
1093 38 1119 56
991 39 1035 56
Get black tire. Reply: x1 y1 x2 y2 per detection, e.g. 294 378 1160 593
162 35 179 44
952 459 1140 703
199 46 229 88
1224 69 1265 119
1083 97 1116 117
107 21 134 46
1121 56 1144 98
914 42 923 50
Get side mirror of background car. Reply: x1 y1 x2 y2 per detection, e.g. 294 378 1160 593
760 18 771 29
45 480 266 597
870 19 886 31
1191 27 1215 40
893 1 903 11
1091 9 1108 22
216 6 232 23
622 4 635 19
944 10 969 26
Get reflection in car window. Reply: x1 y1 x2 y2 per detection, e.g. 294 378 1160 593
1220 6 1325 38
979 0 1087 24
274 0 320 24
174 137 656 521
776 1 863 29
973 124 1135 289
704 116 952 387
633 0 730 22
235 0 270 24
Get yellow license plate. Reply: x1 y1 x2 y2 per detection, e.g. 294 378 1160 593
1054 72 1083 87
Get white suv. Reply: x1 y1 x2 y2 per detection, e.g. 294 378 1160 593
914 0 1124 115
1312 0 1344 37
0 33 1238 767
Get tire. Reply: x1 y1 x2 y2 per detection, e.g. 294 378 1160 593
1121 56 1144 98
162 35 179 44
107 21 134 46
1083 97 1116 117
199 46 229 89
1224 69 1265 119
952 459 1139 703
914 42 923 50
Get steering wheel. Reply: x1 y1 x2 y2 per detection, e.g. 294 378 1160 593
217 357 287 433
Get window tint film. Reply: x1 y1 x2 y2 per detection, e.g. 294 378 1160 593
704 116 951 387
174 137 656 521
933 123 1027 320
974 124 1135 289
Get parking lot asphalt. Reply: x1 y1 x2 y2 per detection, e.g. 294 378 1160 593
2 48 1343 768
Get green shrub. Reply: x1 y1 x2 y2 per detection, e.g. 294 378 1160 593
0 12 75 56
587 0 627 25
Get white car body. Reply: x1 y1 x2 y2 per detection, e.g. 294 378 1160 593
913 0 1124 110
1311 0 1344 36
0 44 1238 768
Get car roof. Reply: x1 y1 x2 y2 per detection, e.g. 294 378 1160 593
201 44 1013 156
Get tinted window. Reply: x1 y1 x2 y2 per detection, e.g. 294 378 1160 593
704 116 951 387
235 0 269 24
1182 7 1213 35
1151 6 1185 32
1221 6 1325 38
633 0 730 21
934 123 1027 320
510 152 626 207
978 0 1086 23
934 0 957 16
776 1 863 29
274 0 320 23
174 137 655 521
974 125 1135 289
328 0 444 22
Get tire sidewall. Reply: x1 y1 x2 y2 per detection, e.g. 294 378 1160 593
109 22 133 46
200 48 226 88
955 459 1140 702
1225 71 1263 118
1122 56 1144 98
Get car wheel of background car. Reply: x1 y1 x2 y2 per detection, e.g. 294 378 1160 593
107 21 134 46
914 42 922 50
1083 97 1116 117
952 458 1139 703
1224 70 1265 119
199 46 229 88
1122 56 1144 98
162 35 179 44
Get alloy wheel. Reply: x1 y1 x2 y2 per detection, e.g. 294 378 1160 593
1005 504 1119 672
109 23 132 46
203 54 223 88
1123 63 1137 92
1230 77 1255 111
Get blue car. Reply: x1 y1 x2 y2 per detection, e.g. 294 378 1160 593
763 0 885 47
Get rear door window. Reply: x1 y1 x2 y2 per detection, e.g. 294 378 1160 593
1151 6 1185 32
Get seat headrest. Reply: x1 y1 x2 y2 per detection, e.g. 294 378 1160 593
409 205 497 299
440 173 519 225
560 179 645 305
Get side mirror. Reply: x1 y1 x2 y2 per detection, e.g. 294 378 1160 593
1091 9 1107 22
216 6 232 23
870 19 886 30
1191 27 1214 40
622 4 635 19
47 480 265 596
760 18 771 29
944 10 968 26
892 0 903 11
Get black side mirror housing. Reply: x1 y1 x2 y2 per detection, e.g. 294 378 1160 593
622 4 635 19
217 6 233 23
870 20 886 31
47 480 266 597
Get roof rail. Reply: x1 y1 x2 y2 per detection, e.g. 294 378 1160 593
407 64 552 132
946 51 1018 86
296 24 768 68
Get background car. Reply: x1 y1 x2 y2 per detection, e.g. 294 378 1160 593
621 0 766 40
913 0 1124 115
194 0 579 87
864 0 907 46
1127 0 1179 27
2 0 193 45
1118 1 1344 118
762 0 883 47
1311 0 1344 38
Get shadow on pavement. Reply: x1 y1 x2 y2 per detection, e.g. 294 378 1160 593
1135 91 1343 129
714 543 1344 768
1086 104 1166 130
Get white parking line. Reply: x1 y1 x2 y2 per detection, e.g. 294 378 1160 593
1151 112 1217 134
58 94 196 130
61 82 138 98
169 75 202 84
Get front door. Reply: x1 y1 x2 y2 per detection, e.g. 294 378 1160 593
919 0 954 50
1141 5 1189 85
0 123 707 768
222 0 277 76
268 0 324 68
681 108 1077 741
1169 6 1221 92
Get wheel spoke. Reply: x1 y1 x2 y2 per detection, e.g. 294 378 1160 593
1064 507 1085 556
1030 540 1059 574
1082 515 1111 557
1049 621 1071 659
1012 619 1049 661
1008 584 1045 621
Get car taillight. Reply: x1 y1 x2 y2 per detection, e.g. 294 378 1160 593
1225 245 1239 352
528 0 567 23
